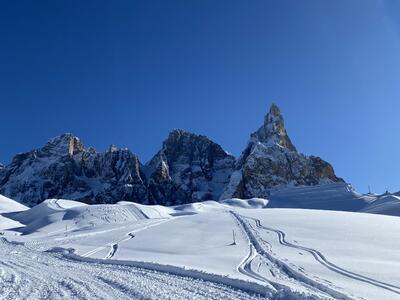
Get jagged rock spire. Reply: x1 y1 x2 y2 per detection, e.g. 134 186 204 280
251 103 297 152
221 103 343 199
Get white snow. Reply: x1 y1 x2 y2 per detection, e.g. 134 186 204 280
362 194 400 216
268 182 375 211
0 195 28 232
1 193 400 299
0 194 28 213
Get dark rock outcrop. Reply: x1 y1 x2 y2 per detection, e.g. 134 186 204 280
220 104 343 199
146 129 236 205
0 134 148 206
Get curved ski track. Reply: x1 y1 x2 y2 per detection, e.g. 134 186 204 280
248 215 400 295
232 211 400 299
231 211 356 300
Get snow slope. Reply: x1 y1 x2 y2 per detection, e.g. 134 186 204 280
0 194 28 213
10 199 156 237
361 194 400 216
228 183 400 217
1 196 400 299
0 194 28 231
231 208 400 300
267 183 375 211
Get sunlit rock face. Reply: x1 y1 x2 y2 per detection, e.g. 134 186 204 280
220 104 343 200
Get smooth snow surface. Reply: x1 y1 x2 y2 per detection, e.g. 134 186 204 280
0 194 28 213
0 195 28 232
268 183 374 211
1 195 400 299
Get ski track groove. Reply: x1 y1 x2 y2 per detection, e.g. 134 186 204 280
105 231 135 259
0 238 268 300
81 218 168 258
247 216 400 295
4 201 395 299
231 211 356 300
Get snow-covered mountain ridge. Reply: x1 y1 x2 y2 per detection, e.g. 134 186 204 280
1 104 347 207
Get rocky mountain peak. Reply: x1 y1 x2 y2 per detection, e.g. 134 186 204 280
0 105 345 206
107 144 119 153
167 128 186 140
146 129 236 204
0 133 149 206
251 103 297 152
221 103 343 199
42 133 85 157
159 129 230 162
164 129 210 149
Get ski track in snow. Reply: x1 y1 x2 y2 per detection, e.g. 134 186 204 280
22 216 169 256
81 218 167 258
231 211 355 300
3 198 398 300
247 216 400 295
105 232 135 259
232 211 400 299
105 243 118 259
0 238 268 300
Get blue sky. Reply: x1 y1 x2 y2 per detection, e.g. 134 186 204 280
1 0 400 193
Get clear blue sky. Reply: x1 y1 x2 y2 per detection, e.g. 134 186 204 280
1 0 400 193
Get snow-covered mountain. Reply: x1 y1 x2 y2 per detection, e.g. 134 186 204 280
0 134 148 206
146 129 235 205
221 104 343 199
0 104 347 207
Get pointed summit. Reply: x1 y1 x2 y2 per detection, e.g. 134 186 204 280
221 103 343 200
251 103 297 152
42 133 85 157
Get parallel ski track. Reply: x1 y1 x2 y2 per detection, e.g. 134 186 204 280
231 211 355 300
245 215 400 296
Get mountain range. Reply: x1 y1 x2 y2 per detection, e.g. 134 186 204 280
0 104 343 207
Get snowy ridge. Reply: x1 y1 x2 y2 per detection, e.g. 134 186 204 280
1 104 348 208
0 194 28 213
267 182 374 211
0 195 28 232
361 194 400 216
